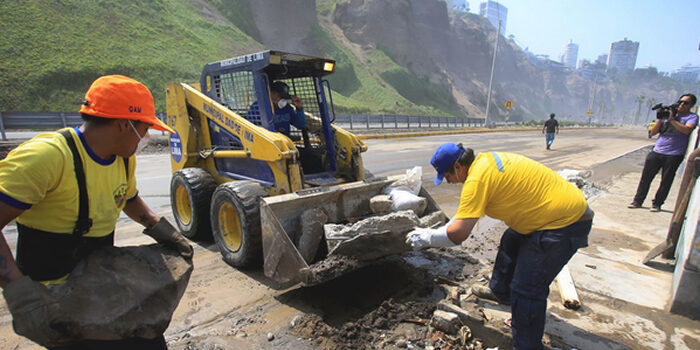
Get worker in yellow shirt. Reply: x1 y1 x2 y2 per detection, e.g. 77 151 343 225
0 75 192 349
406 143 593 350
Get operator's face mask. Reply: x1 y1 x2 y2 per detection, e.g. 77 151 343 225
129 120 151 153
277 99 289 109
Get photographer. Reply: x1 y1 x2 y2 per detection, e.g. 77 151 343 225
629 94 698 212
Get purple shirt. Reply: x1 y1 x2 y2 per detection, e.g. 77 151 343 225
653 113 699 155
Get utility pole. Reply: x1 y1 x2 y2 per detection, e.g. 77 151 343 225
587 73 598 126
485 19 501 128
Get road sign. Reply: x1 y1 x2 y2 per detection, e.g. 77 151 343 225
504 100 514 110
587 109 593 116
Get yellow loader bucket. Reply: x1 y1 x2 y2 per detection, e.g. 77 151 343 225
260 175 446 289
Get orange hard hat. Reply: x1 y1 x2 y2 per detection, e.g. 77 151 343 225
79 75 175 133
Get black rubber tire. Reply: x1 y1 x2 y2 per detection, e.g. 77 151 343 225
210 181 267 267
170 168 217 240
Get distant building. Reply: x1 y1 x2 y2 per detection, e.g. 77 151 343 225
446 0 470 12
671 64 700 83
479 1 507 35
560 40 578 69
595 54 608 67
607 38 639 74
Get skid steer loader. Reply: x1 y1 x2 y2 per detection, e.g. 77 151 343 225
165 50 446 288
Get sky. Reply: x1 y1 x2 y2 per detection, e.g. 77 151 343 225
468 0 700 73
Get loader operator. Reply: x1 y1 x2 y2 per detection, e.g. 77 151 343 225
269 81 307 137
406 143 593 350
0 75 192 349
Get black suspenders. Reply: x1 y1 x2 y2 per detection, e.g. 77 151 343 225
59 130 92 239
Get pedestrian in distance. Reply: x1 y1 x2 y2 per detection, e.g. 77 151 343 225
629 94 698 212
406 143 593 350
0 75 193 349
542 113 559 150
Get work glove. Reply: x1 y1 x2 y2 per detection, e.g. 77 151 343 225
405 225 458 250
3 276 70 347
143 217 194 259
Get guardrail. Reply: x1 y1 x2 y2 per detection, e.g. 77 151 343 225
0 112 168 141
0 112 485 140
333 114 484 129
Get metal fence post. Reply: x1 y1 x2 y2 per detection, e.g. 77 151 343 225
0 111 5 141
407 116 410 129
366 115 370 129
349 115 353 129
462 117 465 127
429 116 432 128
419 116 422 128
59 112 67 128
394 116 398 129
381 115 385 129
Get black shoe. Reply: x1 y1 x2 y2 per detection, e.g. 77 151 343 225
627 201 642 209
471 285 510 305
650 205 661 212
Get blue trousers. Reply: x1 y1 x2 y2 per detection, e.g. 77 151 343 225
545 133 556 147
489 220 591 350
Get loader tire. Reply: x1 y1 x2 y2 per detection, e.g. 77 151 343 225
210 181 267 267
170 168 217 240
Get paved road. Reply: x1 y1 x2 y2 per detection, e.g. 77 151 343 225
0 127 656 350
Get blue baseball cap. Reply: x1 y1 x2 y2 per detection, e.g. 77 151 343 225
431 143 465 185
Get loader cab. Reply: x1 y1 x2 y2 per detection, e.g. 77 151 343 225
200 50 338 185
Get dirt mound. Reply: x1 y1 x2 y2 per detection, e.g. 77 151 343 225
292 299 434 350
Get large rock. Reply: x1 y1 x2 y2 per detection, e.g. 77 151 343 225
324 210 420 261
297 208 328 263
48 244 193 342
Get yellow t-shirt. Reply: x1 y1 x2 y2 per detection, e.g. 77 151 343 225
456 152 587 234
0 128 137 237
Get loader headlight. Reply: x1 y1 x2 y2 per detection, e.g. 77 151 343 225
323 62 335 72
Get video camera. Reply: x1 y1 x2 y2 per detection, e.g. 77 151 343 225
652 102 679 120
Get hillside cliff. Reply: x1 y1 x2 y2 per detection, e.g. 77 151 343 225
0 0 695 122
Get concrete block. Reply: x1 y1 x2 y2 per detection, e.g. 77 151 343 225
324 210 420 261
437 301 482 325
669 267 700 320
297 208 328 263
430 310 461 335
419 211 446 228
48 244 193 342
370 195 392 214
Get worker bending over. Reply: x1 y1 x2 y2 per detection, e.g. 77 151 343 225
406 143 593 350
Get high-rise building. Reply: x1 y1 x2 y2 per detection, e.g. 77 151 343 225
671 64 700 83
446 0 470 12
479 1 507 35
561 40 578 69
607 38 639 74
595 54 608 66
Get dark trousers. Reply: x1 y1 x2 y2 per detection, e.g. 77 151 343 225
48 335 168 350
633 151 685 207
489 220 591 350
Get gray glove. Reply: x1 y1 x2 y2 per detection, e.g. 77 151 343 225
143 217 194 259
3 276 70 347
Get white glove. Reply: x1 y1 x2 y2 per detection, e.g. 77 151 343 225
405 225 457 249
